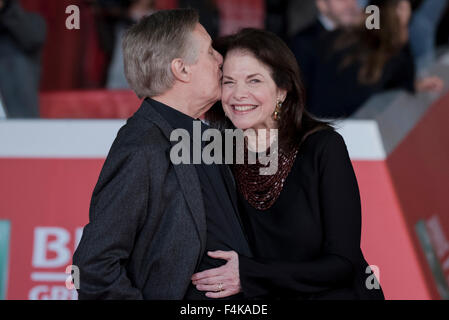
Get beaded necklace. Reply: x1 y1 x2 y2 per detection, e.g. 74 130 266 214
232 143 299 211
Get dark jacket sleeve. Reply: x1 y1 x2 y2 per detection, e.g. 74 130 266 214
73 148 151 300
0 0 46 52
239 131 362 298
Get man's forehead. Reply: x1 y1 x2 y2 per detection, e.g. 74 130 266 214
194 23 212 44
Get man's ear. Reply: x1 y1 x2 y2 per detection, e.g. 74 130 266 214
171 58 191 83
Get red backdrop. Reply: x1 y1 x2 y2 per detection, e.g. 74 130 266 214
20 0 178 91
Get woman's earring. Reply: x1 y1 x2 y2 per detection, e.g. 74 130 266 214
273 99 282 121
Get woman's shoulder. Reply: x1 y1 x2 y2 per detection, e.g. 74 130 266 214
298 127 349 161
297 128 351 173
301 127 345 150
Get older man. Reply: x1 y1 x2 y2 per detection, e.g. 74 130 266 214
73 9 252 300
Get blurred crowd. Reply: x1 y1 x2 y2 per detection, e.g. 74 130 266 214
289 0 447 118
1 0 449 119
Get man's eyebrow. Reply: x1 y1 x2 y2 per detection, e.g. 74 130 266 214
223 75 234 80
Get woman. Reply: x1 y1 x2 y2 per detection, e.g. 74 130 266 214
192 28 385 300
305 0 443 118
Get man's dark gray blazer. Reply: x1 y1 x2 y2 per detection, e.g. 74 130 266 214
73 99 249 300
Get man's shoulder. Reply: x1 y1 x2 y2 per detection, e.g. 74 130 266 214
107 111 170 162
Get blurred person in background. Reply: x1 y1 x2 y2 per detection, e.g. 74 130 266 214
0 92 6 118
287 0 368 37
409 0 449 77
436 4 449 47
286 0 318 37
289 0 363 95
302 0 444 119
0 0 46 118
179 0 220 41
357 0 448 82
98 0 220 90
96 0 156 89
265 0 289 41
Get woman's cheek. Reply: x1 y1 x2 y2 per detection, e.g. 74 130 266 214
221 91 232 111
221 87 232 100
222 101 232 116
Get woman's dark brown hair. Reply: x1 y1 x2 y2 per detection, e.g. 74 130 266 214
206 28 331 151
334 0 410 84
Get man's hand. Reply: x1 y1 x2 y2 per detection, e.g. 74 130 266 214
191 250 241 298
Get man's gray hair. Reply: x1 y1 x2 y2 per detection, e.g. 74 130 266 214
122 9 200 98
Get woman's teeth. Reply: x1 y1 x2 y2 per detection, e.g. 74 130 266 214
233 105 257 111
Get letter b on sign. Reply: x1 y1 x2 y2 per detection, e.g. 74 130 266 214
32 227 71 268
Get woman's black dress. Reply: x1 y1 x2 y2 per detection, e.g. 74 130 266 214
237 128 385 300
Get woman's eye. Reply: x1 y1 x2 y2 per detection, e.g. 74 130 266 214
249 79 261 84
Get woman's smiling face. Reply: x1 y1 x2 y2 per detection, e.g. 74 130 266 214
221 50 286 131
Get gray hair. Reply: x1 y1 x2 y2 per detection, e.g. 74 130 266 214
122 9 200 98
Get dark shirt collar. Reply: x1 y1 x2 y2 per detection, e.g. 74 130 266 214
146 97 213 140
146 97 199 134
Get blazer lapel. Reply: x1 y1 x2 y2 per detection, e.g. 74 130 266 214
171 162 207 250
137 100 207 255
